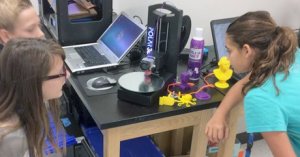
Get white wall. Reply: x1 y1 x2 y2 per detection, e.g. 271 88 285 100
32 0 300 45
112 0 300 45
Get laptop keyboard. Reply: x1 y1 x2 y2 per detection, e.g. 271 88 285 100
75 46 110 66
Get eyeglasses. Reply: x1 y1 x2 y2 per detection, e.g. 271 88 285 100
44 65 67 80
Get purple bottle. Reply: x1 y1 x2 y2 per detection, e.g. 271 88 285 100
187 28 204 83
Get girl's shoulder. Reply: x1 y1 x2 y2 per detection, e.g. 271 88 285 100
0 127 28 157
0 114 21 137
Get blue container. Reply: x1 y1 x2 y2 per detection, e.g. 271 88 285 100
81 126 164 157
44 117 77 155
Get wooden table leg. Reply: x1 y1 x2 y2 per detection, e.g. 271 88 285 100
217 103 243 157
103 128 121 157
171 128 185 155
190 109 214 157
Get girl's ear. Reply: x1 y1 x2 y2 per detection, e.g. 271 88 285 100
242 44 255 59
0 29 11 44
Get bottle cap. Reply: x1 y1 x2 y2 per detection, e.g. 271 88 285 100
195 27 203 39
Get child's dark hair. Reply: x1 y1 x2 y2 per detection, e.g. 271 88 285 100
227 11 298 95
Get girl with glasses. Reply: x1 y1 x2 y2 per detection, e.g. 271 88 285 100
0 38 70 157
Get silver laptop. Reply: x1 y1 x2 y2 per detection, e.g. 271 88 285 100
210 17 247 80
64 12 146 74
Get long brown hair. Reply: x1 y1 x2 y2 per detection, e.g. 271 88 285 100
0 38 66 157
226 11 298 94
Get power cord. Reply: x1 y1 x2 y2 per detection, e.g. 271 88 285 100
133 15 143 25
201 58 218 70
201 58 218 76
126 15 146 64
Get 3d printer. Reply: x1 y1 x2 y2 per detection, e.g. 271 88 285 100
117 3 191 106
39 0 112 46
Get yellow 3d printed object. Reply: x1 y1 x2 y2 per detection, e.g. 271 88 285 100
159 95 175 106
176 93 196 107
213 56 233 89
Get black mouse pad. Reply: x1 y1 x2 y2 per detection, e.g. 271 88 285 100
76 65 141 97
77 73 120 97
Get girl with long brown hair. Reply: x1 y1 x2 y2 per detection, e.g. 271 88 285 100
207 11 300 156
0 38 70 157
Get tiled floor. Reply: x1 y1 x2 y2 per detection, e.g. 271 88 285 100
242 140 273 157
237 116 273 156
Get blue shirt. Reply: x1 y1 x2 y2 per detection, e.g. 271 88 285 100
244 49 300 156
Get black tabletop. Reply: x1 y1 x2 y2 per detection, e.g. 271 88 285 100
67 55 225 130
41 17 226 131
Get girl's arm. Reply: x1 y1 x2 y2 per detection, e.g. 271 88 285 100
205 73 249 143
262 132 296 157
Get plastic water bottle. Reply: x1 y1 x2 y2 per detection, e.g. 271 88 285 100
187 27 205 83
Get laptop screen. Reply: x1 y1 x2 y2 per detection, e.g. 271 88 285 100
210 17 249 80
100 13 144 58
210 17 237 60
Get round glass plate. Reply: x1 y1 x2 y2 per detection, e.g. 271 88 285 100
118 72 165 93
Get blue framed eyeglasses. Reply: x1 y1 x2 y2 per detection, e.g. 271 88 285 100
44 65 67 80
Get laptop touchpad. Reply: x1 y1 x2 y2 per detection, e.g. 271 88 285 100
69 53 82 60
